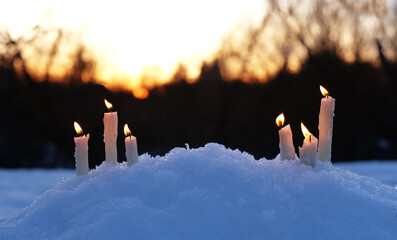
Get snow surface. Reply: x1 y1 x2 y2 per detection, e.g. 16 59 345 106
0 169 74 218
1 143 397 239
336 161 397 188
1 160 396 220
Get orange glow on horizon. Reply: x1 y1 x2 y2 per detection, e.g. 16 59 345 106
0 0 266 90
1 0 391 90
132 88 149 100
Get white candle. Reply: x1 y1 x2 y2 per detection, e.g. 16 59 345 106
276 113 296 160
317 86 335 162
124 124 139 166
74 122 89 176
299 123 318 167
104 99 118 165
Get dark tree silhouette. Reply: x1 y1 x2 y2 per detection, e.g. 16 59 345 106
1 1 397 168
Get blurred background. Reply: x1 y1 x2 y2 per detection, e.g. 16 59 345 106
1 0 397 168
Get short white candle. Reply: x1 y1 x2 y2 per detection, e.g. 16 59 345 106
299 123 318 167
276 113 296 160
74 122 89 176
124 124 139 166
104 99 118 165
317 86 335 162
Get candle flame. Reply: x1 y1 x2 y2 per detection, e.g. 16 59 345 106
320 85 329 97
301 122 311 138
124 124 131 137
276 113 285 127
104 99 113 110
74 121 83 135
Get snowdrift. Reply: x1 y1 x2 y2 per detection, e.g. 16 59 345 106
1 143 397 239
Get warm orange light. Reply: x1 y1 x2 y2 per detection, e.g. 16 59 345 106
320 85 329 97
124 124 131 137
301 122 311 138
74 122 83 135
276 113 285 127
104 99 113 110
132 88 149 100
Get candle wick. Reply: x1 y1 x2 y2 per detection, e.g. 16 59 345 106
309 135 311 143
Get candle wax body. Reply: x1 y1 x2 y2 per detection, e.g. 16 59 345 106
299 135 318 167
318 96 335 162
125 136 139 166
279 124 295 160
104 112 118 165
74 134 89 176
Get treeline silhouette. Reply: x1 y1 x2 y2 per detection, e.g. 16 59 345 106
2 0 397 168
1 48 397 168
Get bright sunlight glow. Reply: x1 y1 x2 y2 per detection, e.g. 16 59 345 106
0 0 265 90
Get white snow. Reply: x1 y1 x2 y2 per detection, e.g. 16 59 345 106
0 169 74 218
1 143 397 239
336 161 397 188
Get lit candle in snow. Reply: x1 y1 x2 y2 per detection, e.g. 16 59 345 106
317 86 335 162
104 99 118 165
299 123 318 167
276 113 295 160
74 122 89 176
124 124 138 166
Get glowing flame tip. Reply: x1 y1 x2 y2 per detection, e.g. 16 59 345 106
320 85 329 97
104 99 113 110
276 113 285 127
74 121 83 135
301 122 311 138
124 124 131 137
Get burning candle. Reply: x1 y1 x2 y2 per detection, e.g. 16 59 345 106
276 113 295 160
124 124 138 166
74 122 89 176
299 123 318 167
317 86 335 162
104 99 118 165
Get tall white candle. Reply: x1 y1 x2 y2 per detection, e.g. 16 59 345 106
276 113 296 160
104 99 118 165
124 124 139 166
299 123 318 167
74 122 89 176
317 86 335 162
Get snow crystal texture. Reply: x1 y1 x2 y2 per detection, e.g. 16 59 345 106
1 143 397 239
0 169 74 218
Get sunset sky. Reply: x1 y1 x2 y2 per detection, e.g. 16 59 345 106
1 0 396 94
0 0 265 90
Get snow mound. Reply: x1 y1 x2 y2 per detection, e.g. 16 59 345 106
1 143 397 239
